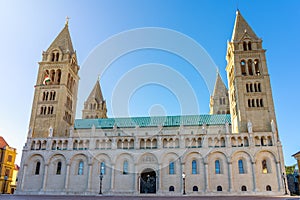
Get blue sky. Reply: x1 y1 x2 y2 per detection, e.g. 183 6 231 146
0 0 299 165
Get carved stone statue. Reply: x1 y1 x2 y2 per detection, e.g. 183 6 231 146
69 126 74 136
247 120 252 133
202 124 206 134
48 126 53 137
271 120 276 133
225 122 229 134
91 124 96 133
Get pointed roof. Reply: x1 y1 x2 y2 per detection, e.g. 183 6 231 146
231 10 259 42
212 72 227 97
0 136 8 149
47 23 74 53
86 79 104 103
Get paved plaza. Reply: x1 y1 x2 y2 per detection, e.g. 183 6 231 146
0 195 299 200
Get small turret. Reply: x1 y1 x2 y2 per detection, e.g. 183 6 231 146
82 78 107 119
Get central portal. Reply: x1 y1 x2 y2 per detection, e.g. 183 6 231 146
140 168 156 194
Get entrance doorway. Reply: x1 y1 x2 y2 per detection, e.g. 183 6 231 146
140 168 156 194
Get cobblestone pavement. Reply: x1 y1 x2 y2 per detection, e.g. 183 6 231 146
0 195 299 200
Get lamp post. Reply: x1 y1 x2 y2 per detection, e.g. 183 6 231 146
182 172 186 195
99 166 104 195
2 175 7 194
282 173 288 195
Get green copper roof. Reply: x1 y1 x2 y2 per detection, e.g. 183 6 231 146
74 114 231 129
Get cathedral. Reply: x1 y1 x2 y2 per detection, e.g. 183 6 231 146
17 11 287 195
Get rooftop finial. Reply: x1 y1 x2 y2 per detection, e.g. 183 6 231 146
65 16 70 26
97 74 100 82
236 0 239 13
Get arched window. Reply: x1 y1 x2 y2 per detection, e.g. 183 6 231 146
258 83 261 92
169 161 175 174
243 41 247 51
35 161 41 175
266 185 272 191
215 160 221 174
56 161 62 175
252 99 255 107
57 70 61 84
260 99 264 107
238 159 245 174
220 137 225 147
78 161 84 175
193 186 198 192
244 137 249 147
217 185 222 191
50 91 56 101
192 160 197 174
123 160 128 174
261 137 265 146
169 186 175 192
248 41 252 50
241 60 246 75
249 84 253 92
248 60 253 75
248 99 251 107
254 83 258 92
55 52 59 61
241 185 247 191
246 84 249 92
51 53 55 61
100 162 105 175
267 136 273 146
262 160 268 174
256 99 260 107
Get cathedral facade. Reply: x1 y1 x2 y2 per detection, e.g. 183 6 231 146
17 11 287 195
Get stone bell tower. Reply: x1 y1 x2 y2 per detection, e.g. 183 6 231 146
226 10 277 135
82 79 107 119
28 20 79 138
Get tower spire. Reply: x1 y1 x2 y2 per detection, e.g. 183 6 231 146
82 78 107 119
209 72 229 115
231 10 259 42
46 22 74 54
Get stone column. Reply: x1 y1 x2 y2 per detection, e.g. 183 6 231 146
204 162 209 192
64 164 70 190
245 62 249 76
225 135 230 148
159 164 163 192
110 164 115 192
156 168 159 193
251 161 257 191
252 62 255 76
133 164 136 193
87 164 93 192
42 164 49 191
181 163 185 194
20 164 27 191
276 161 282 191
157 136 162 149
227 162 233 192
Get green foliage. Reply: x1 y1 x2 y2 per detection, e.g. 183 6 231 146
286 164 297 175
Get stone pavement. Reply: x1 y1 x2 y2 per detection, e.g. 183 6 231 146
0 195 299 200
